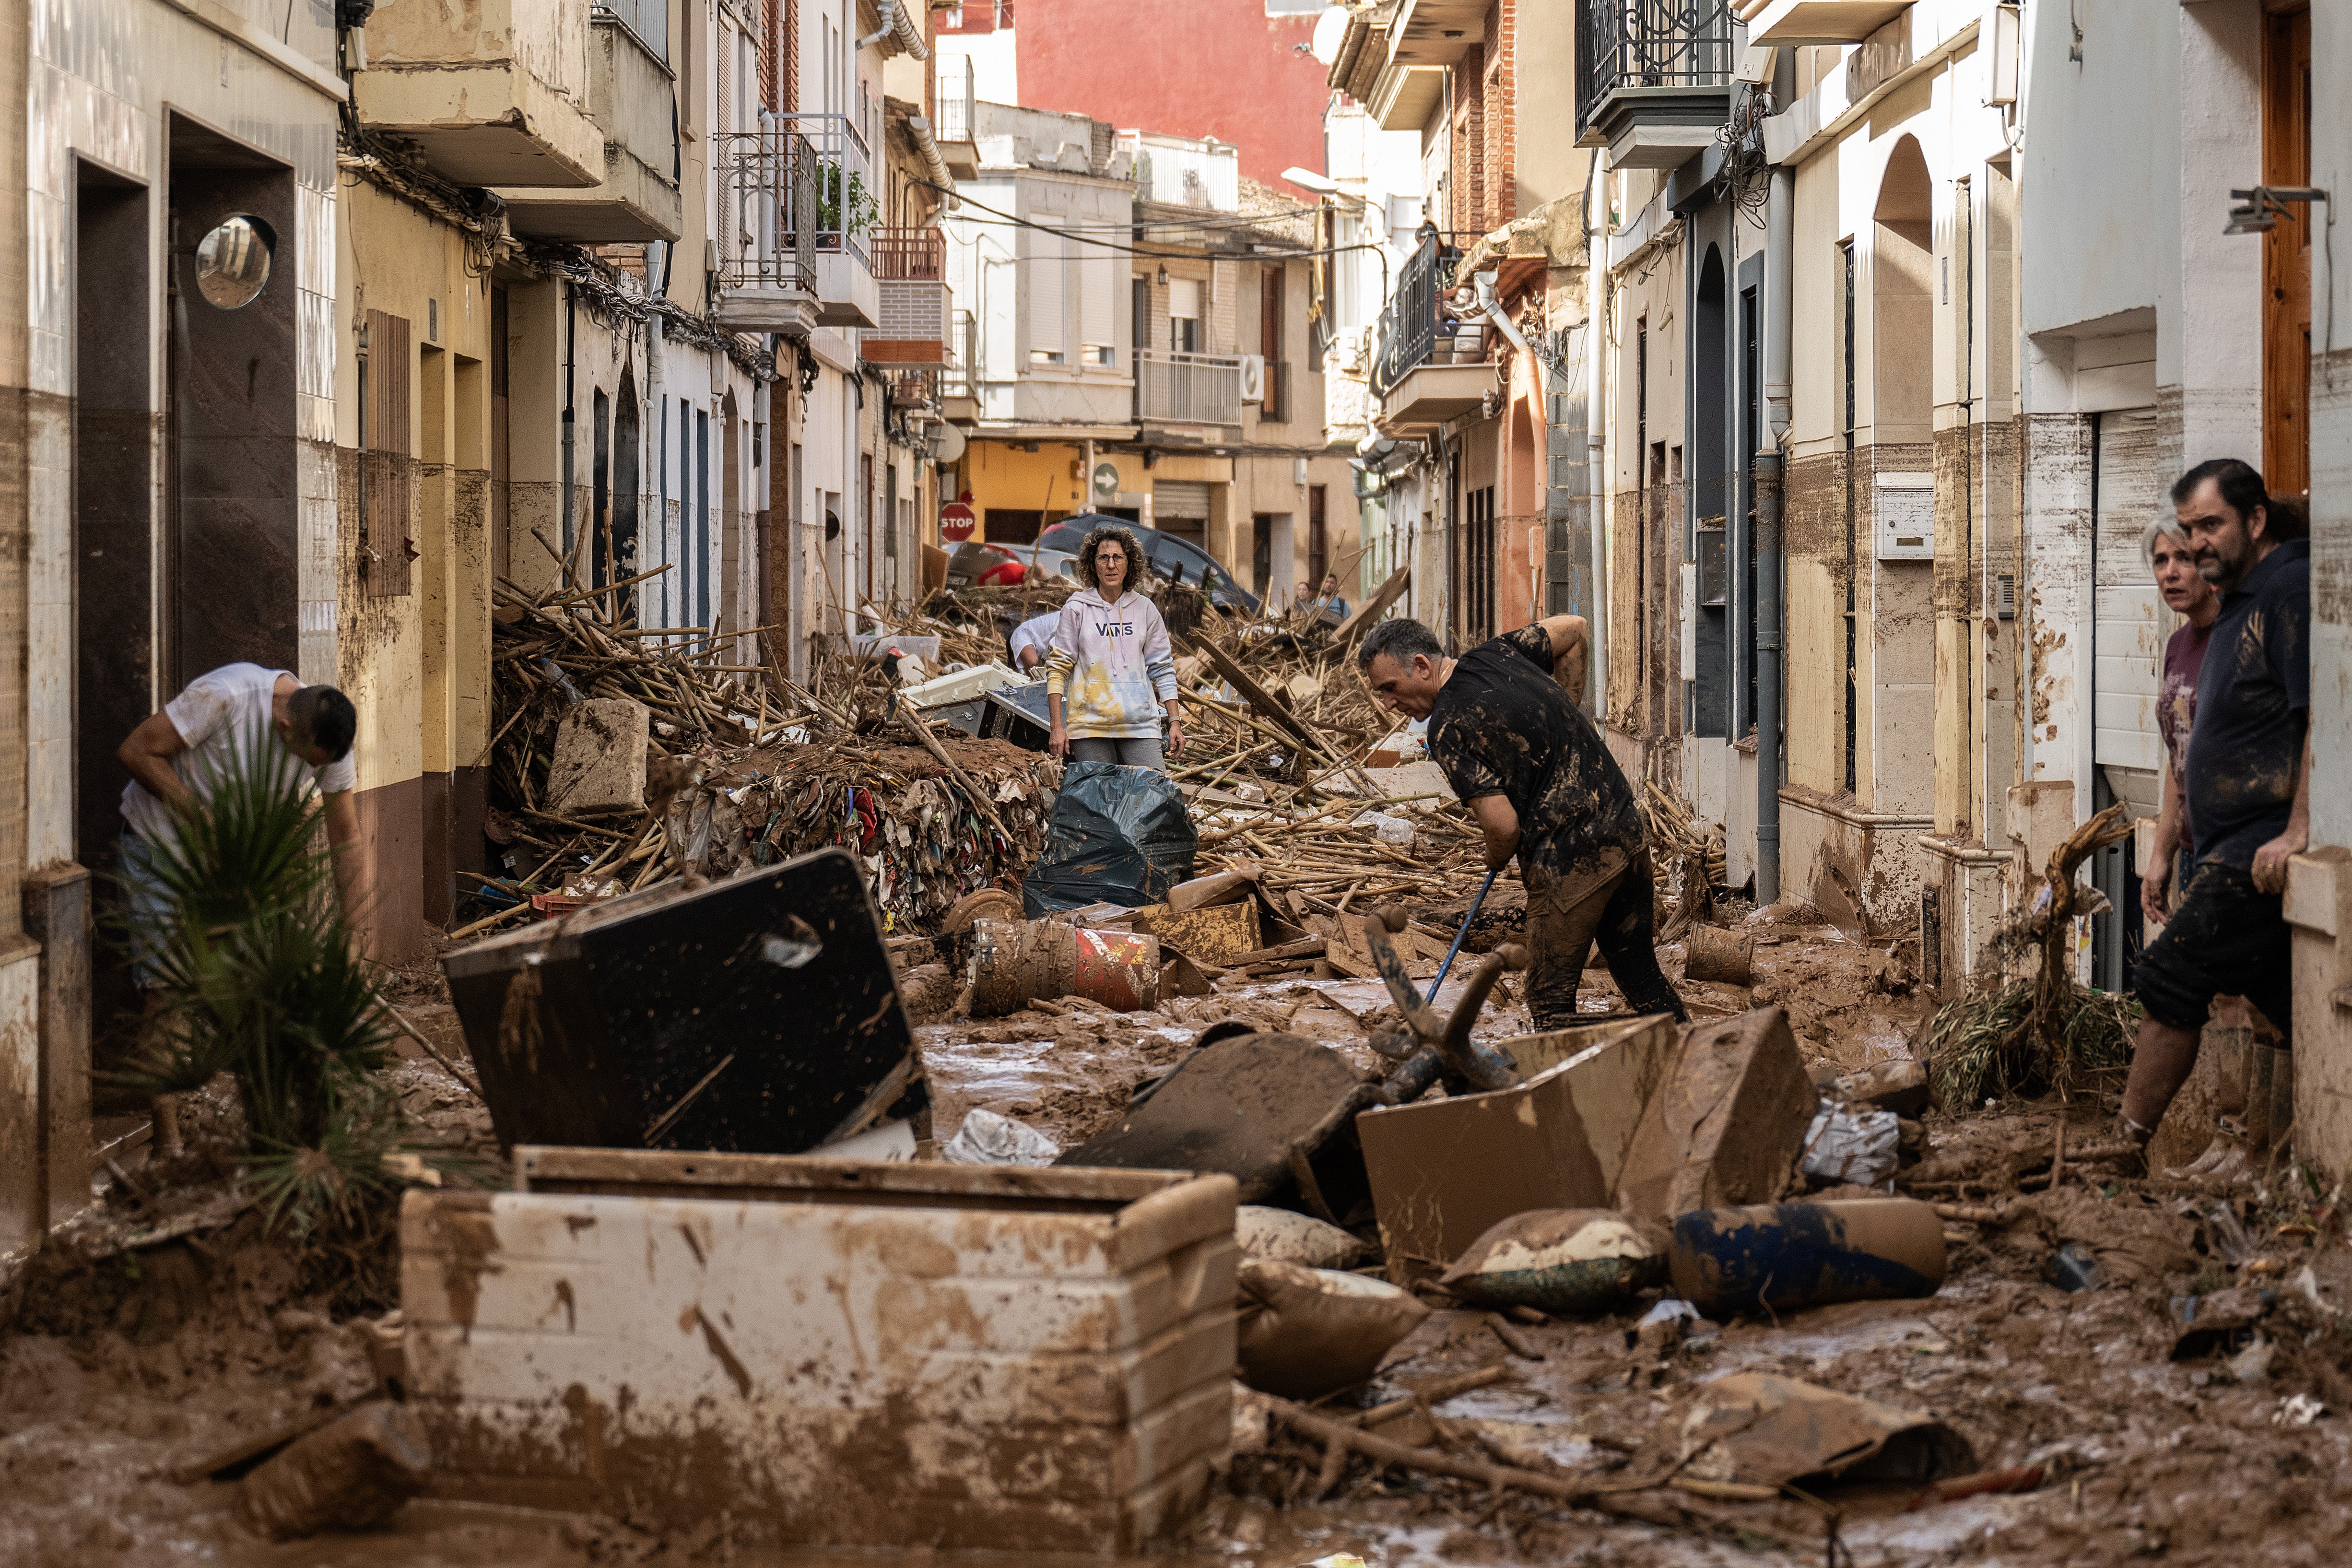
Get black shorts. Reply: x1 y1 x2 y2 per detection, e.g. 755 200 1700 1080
2134 861 2294 1037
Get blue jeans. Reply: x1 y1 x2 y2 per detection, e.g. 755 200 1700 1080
120 831 174 989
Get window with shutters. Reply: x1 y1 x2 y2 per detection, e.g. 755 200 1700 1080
361 309 414 597
1080 245 1116 366
1029 221 1065 363
1259 265 1287 423
1169 276 1201 354
717 20 734 135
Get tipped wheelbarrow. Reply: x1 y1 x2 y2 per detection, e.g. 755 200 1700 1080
1057 907 1528 1222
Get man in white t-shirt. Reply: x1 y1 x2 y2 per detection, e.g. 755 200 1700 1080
116 664 365 981
1007 610 1059 672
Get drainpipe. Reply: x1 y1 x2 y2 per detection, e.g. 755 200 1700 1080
907 117 959 211
562 280 578 565
1586 161 1610 721
1754 166 1793 905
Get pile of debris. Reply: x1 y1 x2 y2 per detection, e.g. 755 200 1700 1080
469 569 1061 936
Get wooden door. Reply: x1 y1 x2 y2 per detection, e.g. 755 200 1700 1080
2262 5 2311 495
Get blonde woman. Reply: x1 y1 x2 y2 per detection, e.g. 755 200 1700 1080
1044 523 1185 770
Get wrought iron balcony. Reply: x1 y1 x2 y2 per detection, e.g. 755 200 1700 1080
1135 350 1244 431
714 113 879 334
1370 234 1452 398
1575 0 1738 168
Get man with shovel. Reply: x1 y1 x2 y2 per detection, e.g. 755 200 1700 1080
1359 616 1686 1031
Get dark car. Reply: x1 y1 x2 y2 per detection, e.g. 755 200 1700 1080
1033 515 1261 616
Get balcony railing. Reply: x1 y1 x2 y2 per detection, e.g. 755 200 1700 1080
717 112 875 297
1370 234 1453 397
1136 350 1244 428
870 225 945 280
937 54 976 143
1576 0 1737 143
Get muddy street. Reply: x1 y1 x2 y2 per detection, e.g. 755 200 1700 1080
10 901 2351 1568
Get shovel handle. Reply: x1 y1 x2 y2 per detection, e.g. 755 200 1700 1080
1428 865 1500 1003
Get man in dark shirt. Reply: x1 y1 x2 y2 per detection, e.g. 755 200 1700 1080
2121 459 2312 1151
1358 616 1686 1030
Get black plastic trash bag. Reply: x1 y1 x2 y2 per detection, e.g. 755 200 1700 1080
1022 760 1197 916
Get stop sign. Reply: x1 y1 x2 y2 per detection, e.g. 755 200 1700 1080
940 500 977 542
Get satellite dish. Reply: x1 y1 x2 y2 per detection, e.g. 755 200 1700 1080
929 422 967 464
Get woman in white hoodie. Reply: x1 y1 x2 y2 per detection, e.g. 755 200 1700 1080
1044 523 1186 770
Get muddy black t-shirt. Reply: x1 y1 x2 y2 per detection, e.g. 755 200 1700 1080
1426 625 1646 882
2185 539 2310 869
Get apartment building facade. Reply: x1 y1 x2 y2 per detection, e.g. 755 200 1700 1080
0 0 951 1261
938 107 1354 603
1327 0 1593 660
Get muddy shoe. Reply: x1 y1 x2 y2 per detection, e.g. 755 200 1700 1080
2167 1134 2252 1185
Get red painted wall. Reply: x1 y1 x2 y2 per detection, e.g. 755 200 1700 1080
1012 0 1329 188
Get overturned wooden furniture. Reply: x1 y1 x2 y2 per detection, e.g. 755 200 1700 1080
403 1150 1239 1552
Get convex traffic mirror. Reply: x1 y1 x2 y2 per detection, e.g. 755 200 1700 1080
195 215 274 309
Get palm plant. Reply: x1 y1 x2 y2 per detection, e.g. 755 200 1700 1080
109 728 408 1230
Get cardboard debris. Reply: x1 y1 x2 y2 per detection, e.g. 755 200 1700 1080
1132 899 1262 967
1615 1008 1814 1223
542 697 648 814
408 1151 1238 1553
1629 1373 1976 1491
1356 1015 1679 1277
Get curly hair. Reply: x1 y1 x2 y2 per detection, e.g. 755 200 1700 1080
1076 522 1148 594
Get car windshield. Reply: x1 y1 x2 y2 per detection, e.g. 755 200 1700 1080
1037 522 1090 552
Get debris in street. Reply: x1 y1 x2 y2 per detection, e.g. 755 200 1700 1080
541 697 650 814
1616 1007 1815 1222
1799 1100 1903 1189
1630 1372 1976 1492
940 1106 1061 1166
968 917 1162 1015
236 1400 432 1541
1058 1030 1382 1206
1667 1198 1948 1316
1235 1257 1429 1400
1439 1209 1670 1315
1681 925 1753 985
1235 1205 1375 1269
1358 1014 1679 1275
1022 759 1199 916
408 1152 1238 1551
1816 1056 1932 1117
442 847 922 1154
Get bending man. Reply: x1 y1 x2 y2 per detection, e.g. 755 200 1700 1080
1359 616 1685 1028
117 663 365 984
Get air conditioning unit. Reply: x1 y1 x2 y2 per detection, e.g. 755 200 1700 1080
1239 354 1267 403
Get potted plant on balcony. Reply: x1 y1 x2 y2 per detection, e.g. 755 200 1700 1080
816 165 880 247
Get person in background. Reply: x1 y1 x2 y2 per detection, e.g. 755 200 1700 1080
2121 460 2310 1155
1007 609 1059 673
117 664 366 986
1292 581 1316 617
1317 572 1351 619
1357 615 1683 1030
2139 518 2221 925
1045 523 1185 770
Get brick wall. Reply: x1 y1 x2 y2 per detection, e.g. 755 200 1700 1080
1449 0 1515 238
